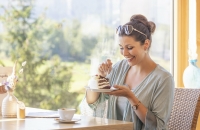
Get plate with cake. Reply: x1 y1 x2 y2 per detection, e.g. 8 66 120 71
87 75 117 92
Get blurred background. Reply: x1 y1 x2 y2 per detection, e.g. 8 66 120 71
0 0 171 112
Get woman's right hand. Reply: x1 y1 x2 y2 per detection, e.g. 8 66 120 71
98 59 112 77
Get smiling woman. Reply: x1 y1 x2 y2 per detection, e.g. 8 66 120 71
86 14 174 130
116 14 155 68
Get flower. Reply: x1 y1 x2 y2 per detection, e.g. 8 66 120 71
22 61 26 67
3 61 27 92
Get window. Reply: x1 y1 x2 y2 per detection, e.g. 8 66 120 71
0 0 172 111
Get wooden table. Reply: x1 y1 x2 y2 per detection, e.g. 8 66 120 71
0 107 133 130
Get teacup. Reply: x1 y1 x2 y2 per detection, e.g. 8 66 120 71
58 108 76 121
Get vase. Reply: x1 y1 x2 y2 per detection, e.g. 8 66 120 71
183 59 200 88
1 91 18 117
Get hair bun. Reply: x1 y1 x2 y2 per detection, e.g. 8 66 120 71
148 21 156 34
130 14 156 34
130 14 147 22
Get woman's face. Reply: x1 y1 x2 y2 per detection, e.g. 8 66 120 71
119 36 147 66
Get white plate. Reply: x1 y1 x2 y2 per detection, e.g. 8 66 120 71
89 88 117 92
54 118 81 123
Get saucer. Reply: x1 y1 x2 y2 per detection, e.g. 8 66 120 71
54 118 81 123
89 88 117 92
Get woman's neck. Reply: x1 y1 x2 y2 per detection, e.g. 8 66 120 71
130 55 157 75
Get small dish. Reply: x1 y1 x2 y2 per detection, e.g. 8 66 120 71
89 88 117 92
54 118 81 123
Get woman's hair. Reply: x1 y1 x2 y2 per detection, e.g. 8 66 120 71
118 14 156 48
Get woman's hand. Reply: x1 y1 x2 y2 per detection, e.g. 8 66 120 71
105 85 133 98
98 59 112 77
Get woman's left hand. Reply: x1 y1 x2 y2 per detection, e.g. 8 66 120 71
105 85 133 98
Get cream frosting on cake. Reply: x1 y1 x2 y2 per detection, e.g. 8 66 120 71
88 75 111 89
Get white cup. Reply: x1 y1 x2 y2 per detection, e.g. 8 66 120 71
58 108 76 121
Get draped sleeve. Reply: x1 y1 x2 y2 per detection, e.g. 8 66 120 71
144 75 174 129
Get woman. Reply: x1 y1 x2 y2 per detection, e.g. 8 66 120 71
86 14 174 130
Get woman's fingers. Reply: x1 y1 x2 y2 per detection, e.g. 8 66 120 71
104 85 131 97
106 59 112 68
98 59 113 77
101 63 106 73
106 59 112 73
113 85 119 89
98 65 103 75
98 63 107 77
107 59 112 66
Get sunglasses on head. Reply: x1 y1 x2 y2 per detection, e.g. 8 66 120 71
116 25 147 38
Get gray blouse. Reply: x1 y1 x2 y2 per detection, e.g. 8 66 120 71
116 96 128 120
88 59 174 130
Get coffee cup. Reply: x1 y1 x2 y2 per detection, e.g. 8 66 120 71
58 108 76 121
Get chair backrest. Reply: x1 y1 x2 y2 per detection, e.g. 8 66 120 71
168 88 200 130
0 66 12 115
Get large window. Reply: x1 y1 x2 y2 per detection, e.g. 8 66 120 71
0 0 172 111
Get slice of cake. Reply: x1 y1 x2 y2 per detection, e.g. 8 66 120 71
97 75 111 89
88 75 111 89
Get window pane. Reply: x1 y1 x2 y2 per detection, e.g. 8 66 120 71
0 0 171 110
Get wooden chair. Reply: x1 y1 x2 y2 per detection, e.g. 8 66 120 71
168 88 200 130
0 66 12 114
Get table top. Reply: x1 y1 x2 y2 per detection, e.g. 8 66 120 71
0 107 133 130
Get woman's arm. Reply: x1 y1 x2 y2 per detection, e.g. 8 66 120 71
143 76 174 129
86 59 112 104
108 75 174 129
86 90 100 104
108 85 148 123
127 93 148 124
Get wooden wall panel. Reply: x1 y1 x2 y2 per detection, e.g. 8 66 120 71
174 0 188 87
196 1 200 130
197 0 200 67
